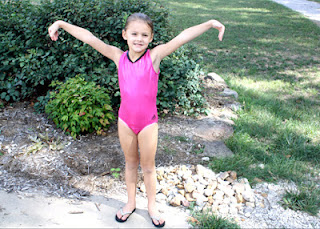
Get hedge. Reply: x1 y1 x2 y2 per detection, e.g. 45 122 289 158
0 0 207 115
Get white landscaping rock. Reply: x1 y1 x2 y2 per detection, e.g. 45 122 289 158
221 88 239 99
153 165 258 216
207 72 226 84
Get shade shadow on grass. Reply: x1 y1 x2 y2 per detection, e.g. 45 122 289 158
163 0 320 84
163 0 320 216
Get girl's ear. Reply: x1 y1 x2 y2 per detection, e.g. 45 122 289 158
122 29 127 40
150 33 154 42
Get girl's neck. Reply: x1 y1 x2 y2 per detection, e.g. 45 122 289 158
127 49 148 62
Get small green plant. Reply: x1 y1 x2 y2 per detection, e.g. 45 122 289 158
45 75 115 138
192 143 205 154
26 135 45 154
187 201 196 211
282 184 320 216
163 146 176 155
174 135 189 142
189 210 240 229
163 135 171 141
110 168 121 179
26 133 65 154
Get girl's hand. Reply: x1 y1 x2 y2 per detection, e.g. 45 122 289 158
211 20 225 41
48 21 61 41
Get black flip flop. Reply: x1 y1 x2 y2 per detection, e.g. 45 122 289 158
115 208 136 223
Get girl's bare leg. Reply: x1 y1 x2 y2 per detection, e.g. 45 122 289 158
138 123 165 226
116 119 139 220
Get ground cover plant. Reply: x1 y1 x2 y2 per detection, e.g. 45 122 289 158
189 210 240 229
162 0 320 225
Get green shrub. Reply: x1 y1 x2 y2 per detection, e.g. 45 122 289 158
159 45 208 116
34 91 51 113
1 0 207 116
45 75 115 138
0 0 38 101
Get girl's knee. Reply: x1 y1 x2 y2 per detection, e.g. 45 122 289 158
126 159 139 170
140 163 155 174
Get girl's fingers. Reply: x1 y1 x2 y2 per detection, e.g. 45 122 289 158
48 29 58 41
218 26 225 41
53 31 59 41
211 20 225 41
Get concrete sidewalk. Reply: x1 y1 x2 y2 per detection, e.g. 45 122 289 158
0 190 190 228
271 0 320 25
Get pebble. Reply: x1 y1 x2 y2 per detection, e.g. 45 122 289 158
201 157 210 161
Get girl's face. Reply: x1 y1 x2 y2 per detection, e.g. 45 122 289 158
122 20 153 54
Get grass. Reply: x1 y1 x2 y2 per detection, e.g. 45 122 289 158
162 0 320 221
309 0 320 3
282 184 320 215
189 210 241 229
188 202 240 229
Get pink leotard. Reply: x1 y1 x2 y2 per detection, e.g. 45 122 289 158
118 49 159 135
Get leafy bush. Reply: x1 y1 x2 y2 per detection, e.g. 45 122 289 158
34 91 51 113
0 1 39 101
159 45 208 116
1 0 207 116
45 76 115 138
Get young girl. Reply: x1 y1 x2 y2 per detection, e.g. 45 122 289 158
48 13 224 228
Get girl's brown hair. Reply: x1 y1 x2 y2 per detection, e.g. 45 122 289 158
124 13 154 33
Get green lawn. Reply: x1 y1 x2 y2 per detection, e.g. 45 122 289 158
162 0 320 218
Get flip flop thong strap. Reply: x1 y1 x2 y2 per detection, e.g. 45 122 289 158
120 208 134 216
150 215 161 221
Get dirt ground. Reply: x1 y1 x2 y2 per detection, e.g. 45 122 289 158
0 75 238 198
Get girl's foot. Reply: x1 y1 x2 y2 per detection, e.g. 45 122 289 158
148 208 165 227
116 203 136 222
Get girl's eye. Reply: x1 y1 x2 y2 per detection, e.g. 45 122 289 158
132 33 137 36
143 34 148 37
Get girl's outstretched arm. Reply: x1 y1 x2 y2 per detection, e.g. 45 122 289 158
151 20 225 63
48 20 123 66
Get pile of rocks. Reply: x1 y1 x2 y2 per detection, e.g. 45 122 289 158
138 164 258 215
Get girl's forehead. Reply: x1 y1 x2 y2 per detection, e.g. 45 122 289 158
126 20 152 32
